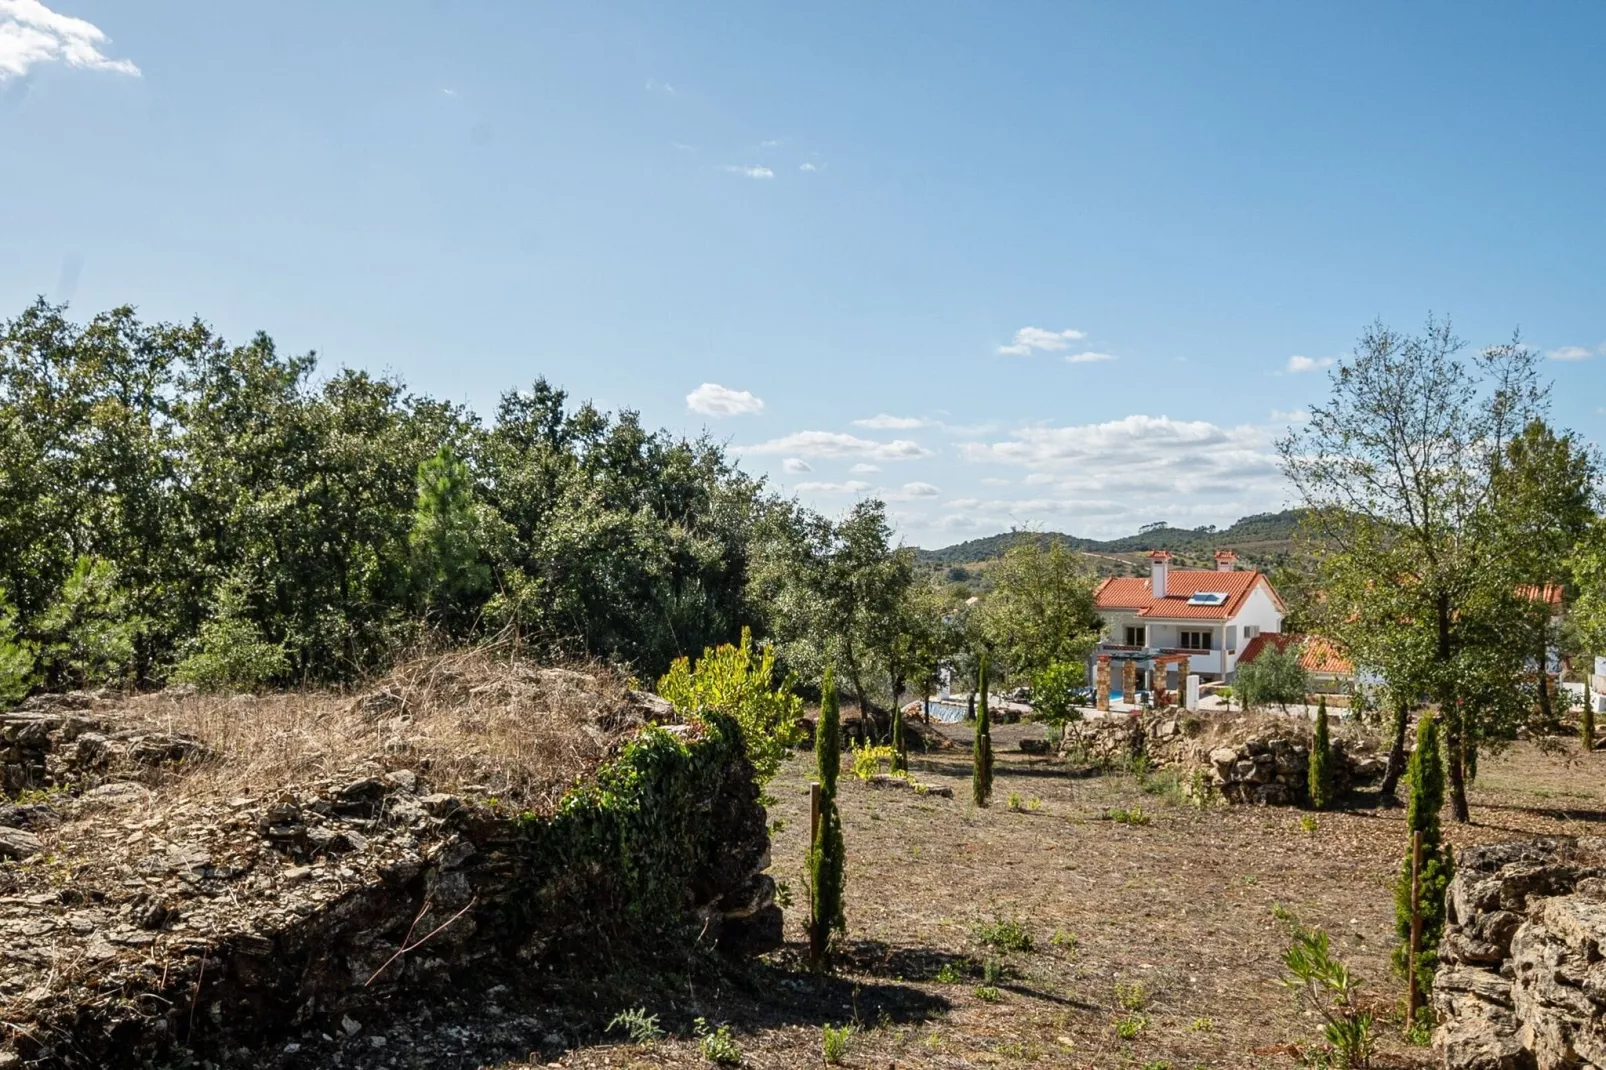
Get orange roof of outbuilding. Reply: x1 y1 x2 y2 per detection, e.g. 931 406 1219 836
1237 633 1355 675
1093 569 1281 620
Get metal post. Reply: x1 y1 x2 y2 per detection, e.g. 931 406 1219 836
1406 830 1424 1022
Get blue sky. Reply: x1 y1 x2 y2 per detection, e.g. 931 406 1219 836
3 1 1604 547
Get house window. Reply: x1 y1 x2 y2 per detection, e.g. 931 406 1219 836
1124 625 1146 647
1243 625 1260 639
1179 630 1212 651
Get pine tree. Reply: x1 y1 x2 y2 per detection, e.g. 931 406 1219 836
972 652 993 807
1308 696 1334 809
809 668 846 968
0 589 37 704
409 445 489 622
1394 711 1452 1003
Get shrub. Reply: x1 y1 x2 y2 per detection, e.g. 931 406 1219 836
0 590 38 704
821 1023 854 1064
1236 642 1309 712
1115 981 1148 1010
1114 1013 1147 1040
36 555 140 688
658 627 803 785
1030 660 1086 729
976 917 1033 953
606 1007 664 1045
850 741 896 780
1278 924 1373 1068
694 1018 741 1065
973 651 993 806
1105 805 1151 826
973 985 1001 1002
172 569 288 692
1309 697 1335 809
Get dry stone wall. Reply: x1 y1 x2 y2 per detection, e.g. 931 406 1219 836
1434 837 1606 1070
1059 710 1384 805
0 692 779 1069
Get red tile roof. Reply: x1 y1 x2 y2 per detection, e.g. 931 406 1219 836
1517 584 1564 608
1237 633 1355 675
1093 569 1280 620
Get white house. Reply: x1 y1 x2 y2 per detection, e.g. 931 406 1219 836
1090 549 1285 694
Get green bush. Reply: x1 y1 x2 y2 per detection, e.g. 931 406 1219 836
1030 660 1086 728
658 627 803 785
1236 642 1309 712
606 1007 663 1045
695 1018 741 1065
37 556 140 688
976 917 1033 953
0 589 38 704
1278 923 1374 1069
172 570 288 692
821 1023 854 1064
1308 697 1335 810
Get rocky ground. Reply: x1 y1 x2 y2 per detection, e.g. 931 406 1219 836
498 719 1606 1070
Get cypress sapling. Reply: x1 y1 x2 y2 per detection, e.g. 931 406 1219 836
1308 696 1334 810
810 668 846 967
973 652 994 807
1393 711 1452 1003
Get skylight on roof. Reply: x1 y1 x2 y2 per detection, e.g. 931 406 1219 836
1187 592 1229 605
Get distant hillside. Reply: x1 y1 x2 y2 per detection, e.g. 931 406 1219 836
916 510 1308 576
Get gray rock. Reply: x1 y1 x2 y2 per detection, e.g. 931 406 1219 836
0 827 42 860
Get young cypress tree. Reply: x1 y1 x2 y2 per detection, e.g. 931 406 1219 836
1393 711 1452 1002
972 652 994 807
809 668 846 968
1308 696 1334 809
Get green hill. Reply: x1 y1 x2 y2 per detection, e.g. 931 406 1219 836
915 510 1307 574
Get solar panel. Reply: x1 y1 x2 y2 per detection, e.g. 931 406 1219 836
1187 592 1229 605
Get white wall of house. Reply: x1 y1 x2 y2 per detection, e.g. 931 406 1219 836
1222 582 1285 676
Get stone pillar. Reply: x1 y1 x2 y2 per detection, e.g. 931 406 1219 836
1096 655 1111 712
1176 656 1190 708
1122 660 1137 705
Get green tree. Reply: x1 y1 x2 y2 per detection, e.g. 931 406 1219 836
1030 660 1085 732
657 627 803 785
1236 643 1310 712
981 537 1101 679
0 590 38 704
1308 697 1334 810
37 556 141 688
1394 712 1451 1001
1281 317 1549 822
810 668 846 968
409 444 490 624
972 652 994 807
171 569 290 692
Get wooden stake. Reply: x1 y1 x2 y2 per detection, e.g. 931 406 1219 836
1406 829 1424 1023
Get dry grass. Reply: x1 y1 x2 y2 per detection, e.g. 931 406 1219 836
106 647 656 812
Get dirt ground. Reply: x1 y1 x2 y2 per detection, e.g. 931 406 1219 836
509 720 1606 1070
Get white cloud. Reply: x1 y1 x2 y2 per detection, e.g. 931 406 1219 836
853 414 930 430
739 430 932 461
795 480 872 495
759 138 781 148
673 142 696 152
799 162 819 172
1065 351 1115 364
1547 345 1599 362
723 165 774 179
901 482 940 497
1271 408 1311 423
781 458 812 474
980 476 1012 486
645 79 676 94
0 0 140 80
1286 355 1334 373
849 463 881 474
997 326 1087 356
686 382 765 417
441 87 458 97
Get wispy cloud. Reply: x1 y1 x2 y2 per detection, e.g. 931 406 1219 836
782 458 812 474
673 142 696 152
1548 344 1601 362
759 138 781 148
645 79 676 94
799 162 819 173
1286 355 1334 373
997 326 1087 356
849 463 881 474
1271 408 1311 423
440 87 458 97
901 482 940 498
1065 351 1115 364
723 164 774 179
796 480 873 495
686 382 765 417
0 0 140 80
853 414 931 430
740 430 932 461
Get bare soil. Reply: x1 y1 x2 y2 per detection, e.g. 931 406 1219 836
509 720 1606 1070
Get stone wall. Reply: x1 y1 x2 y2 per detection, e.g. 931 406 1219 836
1 695 778 1068
1059 710 1384 806
1434 837 1606 1070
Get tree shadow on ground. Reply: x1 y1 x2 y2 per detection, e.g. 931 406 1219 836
1469 802 1606 826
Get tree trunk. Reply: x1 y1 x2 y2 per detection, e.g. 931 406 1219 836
966 690 975 721
1379 698 1411 800
1536 622 1552 725
1445 699 1471 823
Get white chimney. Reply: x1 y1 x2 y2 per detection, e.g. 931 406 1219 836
1149 550 1171 598
1214 549 1237 572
